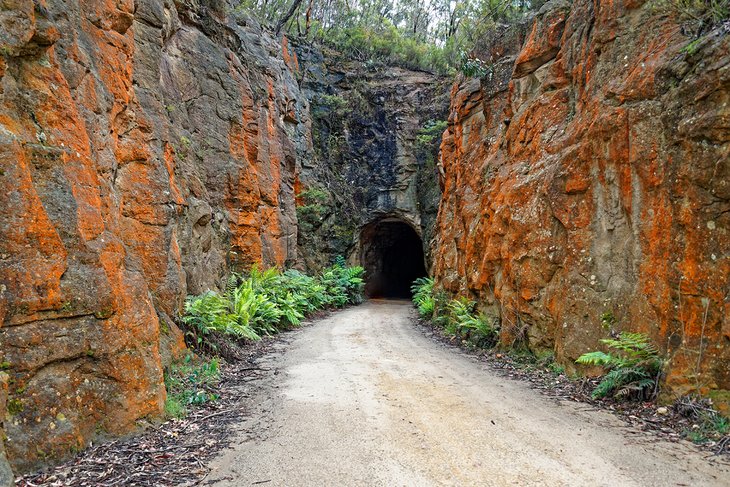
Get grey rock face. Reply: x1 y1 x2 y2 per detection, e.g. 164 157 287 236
294 50 451 270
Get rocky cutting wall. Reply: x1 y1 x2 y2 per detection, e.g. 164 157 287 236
293 50 450 270
433 0 730 402
0 0 307 471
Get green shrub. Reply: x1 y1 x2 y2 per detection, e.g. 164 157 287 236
415 120 448 147
313 94 349 118
296 187 331 232
412 280 498 348
459 52 494 78
576 332 664 400
183 262 365 349
164 354 221 418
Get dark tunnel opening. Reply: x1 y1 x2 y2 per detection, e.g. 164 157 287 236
360 219 427 299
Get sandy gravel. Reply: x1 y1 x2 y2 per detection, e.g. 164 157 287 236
206 300 730 486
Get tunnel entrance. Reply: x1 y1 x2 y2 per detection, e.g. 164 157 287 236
360 219 427 298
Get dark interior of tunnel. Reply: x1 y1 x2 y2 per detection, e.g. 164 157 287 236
360 220 427 298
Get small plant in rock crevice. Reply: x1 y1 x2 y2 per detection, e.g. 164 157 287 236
576 332 664 400
296 187 331 233
163 354 221 419
459 51 494 79
415 119 448 147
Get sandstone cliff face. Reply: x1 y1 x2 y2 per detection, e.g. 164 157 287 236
0 0 307 471
433 0 730 399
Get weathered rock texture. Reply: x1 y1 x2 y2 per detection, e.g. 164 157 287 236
293 51 450 270
433 0 730 400
0 0 307 472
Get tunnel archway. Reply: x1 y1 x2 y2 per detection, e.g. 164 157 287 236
359 218 427 298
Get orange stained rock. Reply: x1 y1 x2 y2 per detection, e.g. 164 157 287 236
433 0 730 400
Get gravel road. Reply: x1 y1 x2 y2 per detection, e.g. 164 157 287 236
206 300 730 486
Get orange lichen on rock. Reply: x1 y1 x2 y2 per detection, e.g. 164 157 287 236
433 0 730 400
0 0 305 473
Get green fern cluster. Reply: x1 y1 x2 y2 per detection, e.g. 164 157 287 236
576 332 664 400
443 297 498 348
411 277 435 318
184 261 364 347
412 279 498 348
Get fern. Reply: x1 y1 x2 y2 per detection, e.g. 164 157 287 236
443 297 497 346
318 263 364 307
412 286 499 348
576 332 663 400
411 277 435 318
574 351 614 367
182 263 366 351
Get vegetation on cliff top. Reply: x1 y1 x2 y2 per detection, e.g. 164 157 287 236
658 0 730 36
236 0 729 75
236 0 545 73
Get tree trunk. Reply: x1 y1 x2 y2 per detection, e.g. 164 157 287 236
304 0 314 37
275 0 305 35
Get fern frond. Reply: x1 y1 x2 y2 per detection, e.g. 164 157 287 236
576 351 614 367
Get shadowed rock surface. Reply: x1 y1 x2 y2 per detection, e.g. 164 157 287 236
293 53 450 270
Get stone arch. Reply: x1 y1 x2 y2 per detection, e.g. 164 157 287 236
359 217 427 298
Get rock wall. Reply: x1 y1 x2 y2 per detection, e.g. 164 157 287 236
0 0 307 472
293 50 450 270
433 0 730 400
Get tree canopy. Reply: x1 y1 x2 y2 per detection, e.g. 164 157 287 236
236 0 545 73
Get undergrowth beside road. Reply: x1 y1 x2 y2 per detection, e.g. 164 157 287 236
21 344 275 486
411 277 730 455
576 332 664 400
183 260 364 355
164 354 221 419
411 277 498 349
165 260 365 420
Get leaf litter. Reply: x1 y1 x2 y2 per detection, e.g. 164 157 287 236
18 339 277 487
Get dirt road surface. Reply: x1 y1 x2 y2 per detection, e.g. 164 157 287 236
206 301 730 486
